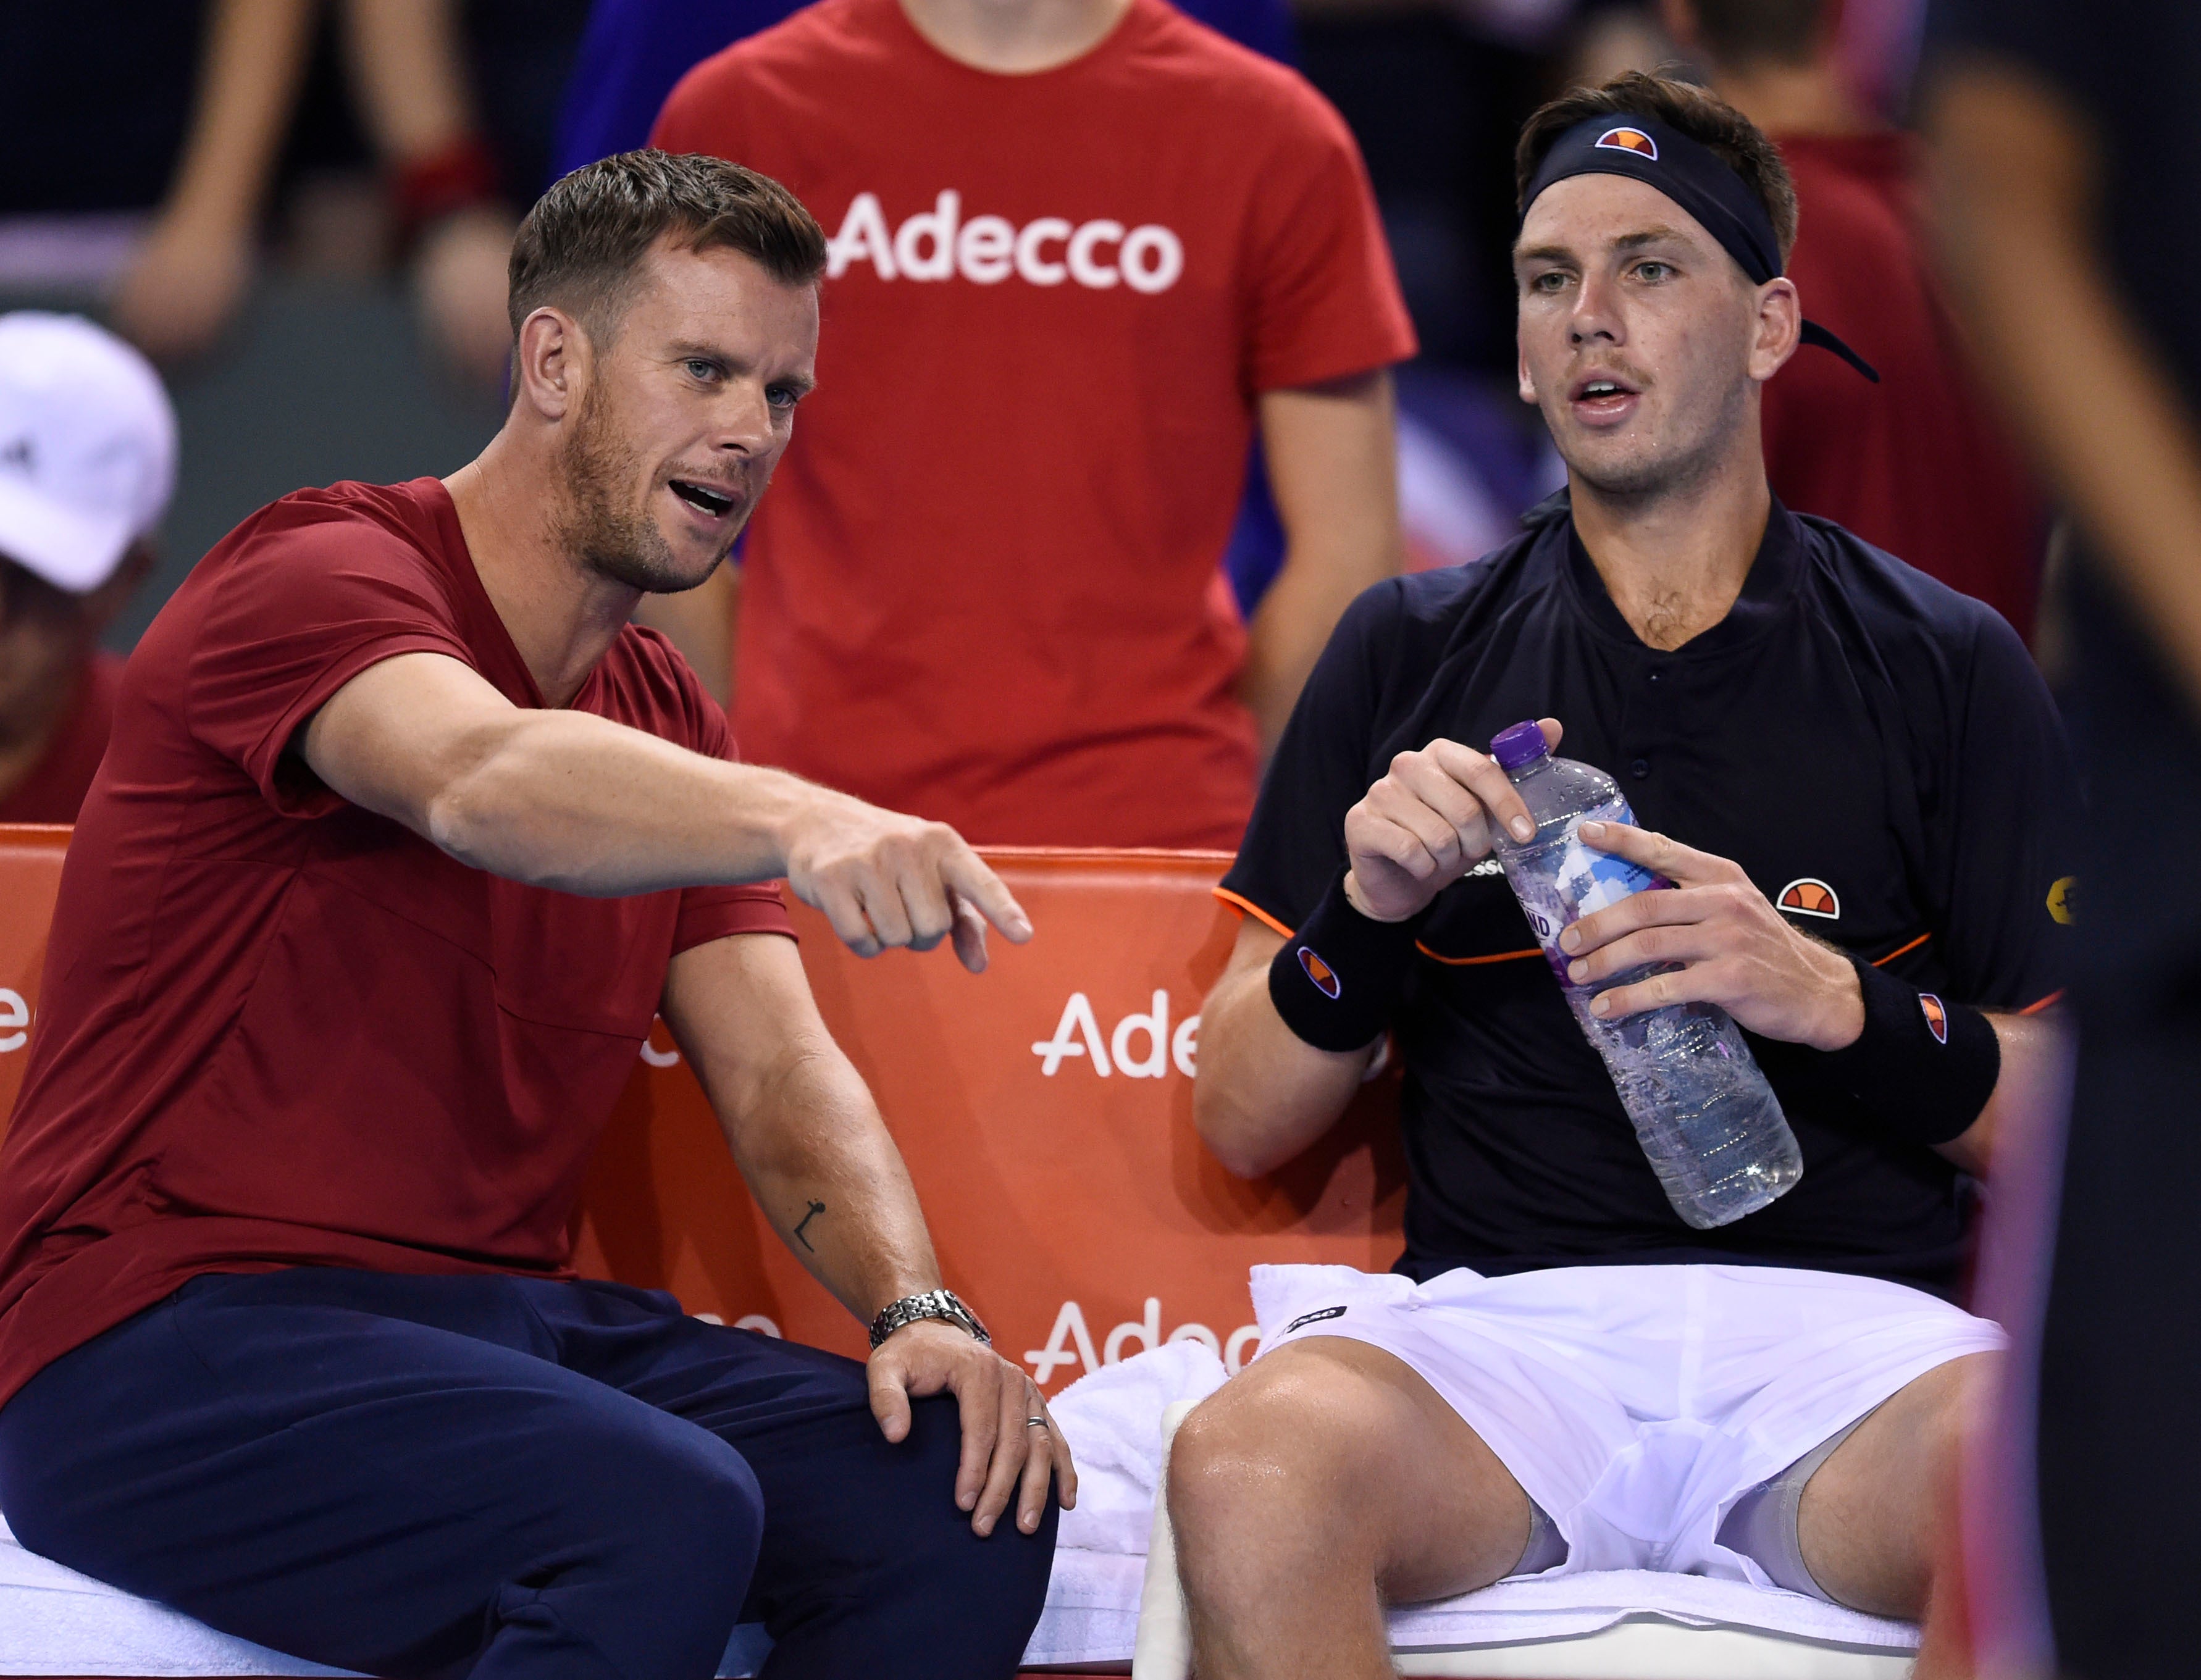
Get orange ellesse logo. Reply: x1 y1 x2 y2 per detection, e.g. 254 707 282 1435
1298 947 1342 1000
1778 878 1840 919
1920 993 1948 1045
1595 127 1660 160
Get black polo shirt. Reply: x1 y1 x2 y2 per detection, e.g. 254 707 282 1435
1220 491 2076 1299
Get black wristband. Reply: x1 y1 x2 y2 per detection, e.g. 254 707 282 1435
1809 956 2002 1147
1267 873 1425 1053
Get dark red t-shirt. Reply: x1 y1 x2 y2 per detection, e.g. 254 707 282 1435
653 0 1417 848
0 651 122 825
1764 132 2043 642
0 478 792 1406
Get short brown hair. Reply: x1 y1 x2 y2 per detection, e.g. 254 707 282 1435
1687 0 1826 69
507 149 828 345
1515 70 1799 262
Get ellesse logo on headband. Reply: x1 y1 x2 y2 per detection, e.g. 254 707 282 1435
1595 127 1659 160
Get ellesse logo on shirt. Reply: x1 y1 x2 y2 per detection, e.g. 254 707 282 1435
826 191 1186 293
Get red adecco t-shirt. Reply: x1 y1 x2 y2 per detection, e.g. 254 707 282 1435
652 0 1416 850
0 478 792 1406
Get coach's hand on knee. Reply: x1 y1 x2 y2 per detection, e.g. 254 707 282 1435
1342 720 1560 924
778 788 1032 971
1559 822 1866 1050
868 1320 1077 1536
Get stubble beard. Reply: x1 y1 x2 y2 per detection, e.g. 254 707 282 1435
1553 367 1751 508
554 383 723 595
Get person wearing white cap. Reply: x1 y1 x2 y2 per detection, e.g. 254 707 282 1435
0 312 176 823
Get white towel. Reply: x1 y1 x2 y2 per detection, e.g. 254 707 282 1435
1028 1549 1918 1670
1048 1338 1228 1555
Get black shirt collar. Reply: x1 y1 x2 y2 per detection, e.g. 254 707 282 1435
1529 486 1807 658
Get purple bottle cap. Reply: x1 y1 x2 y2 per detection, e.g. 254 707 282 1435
1490 720 1549 771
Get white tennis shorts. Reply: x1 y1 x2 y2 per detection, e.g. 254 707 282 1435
1248 1261 2005 1586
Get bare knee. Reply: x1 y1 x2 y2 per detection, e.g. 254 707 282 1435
1167 1358 1375 1572
1167 1342 1530 1611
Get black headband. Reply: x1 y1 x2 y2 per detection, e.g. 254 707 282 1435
1520 113 1878 383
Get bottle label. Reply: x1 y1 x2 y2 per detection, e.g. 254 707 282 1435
1516 797 1669 982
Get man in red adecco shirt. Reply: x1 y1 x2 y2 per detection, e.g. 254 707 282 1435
646 0 1419 850
0 154 1071 1680
0 314 171 824
1661 0 2044 643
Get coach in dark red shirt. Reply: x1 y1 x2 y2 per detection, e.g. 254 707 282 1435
0 153 1068 1680
1662 0 2043 642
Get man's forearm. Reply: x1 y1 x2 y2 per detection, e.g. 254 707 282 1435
1241 546 1391 753
1932 64 2201 711
424 707 811 895
1246 371 1405 753
1932 1009 2066 1179
712 1032 944 1324
1194 922 1372 1177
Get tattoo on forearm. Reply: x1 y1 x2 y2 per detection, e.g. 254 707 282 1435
793 1200 826 1252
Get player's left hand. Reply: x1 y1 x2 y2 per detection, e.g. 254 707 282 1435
1557 821 1864 1051
868 1318 1077 1538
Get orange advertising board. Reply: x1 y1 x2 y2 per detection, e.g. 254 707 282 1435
572 848 1406 1390
0 832 1405 1394
0 827 66 1126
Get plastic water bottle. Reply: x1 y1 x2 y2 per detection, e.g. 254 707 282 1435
1485 721 1802 1229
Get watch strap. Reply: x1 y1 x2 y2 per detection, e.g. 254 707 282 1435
868 1288 991 1349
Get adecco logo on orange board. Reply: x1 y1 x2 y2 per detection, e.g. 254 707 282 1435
1030 990 1198 1078
826 191 1186 293
0 988 27 1054
697 1297 1264 1390
639 992 1203 1079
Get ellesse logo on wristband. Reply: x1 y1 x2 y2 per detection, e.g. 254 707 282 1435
1298 947 1342 1000
1920 993 1949 1045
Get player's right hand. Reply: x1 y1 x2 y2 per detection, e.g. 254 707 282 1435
779 791 1033 971
1341 719 1561 923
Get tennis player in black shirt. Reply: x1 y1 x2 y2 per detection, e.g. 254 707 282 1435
1165 72 2076 1677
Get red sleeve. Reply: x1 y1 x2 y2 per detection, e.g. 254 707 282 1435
1239 82 1419 394
662 651 796 953
185 511 479 819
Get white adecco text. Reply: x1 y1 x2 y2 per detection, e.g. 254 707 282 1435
827 191 1186 293
1031 990 1197 1079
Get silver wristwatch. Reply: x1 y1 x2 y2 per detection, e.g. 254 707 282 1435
868 1288 991 1349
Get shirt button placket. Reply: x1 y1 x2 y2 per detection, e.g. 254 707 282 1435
1630 662 1668 783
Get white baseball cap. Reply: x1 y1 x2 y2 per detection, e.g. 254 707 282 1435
0 312 178 594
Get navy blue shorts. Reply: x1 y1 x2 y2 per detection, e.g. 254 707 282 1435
0 1268 1055 1680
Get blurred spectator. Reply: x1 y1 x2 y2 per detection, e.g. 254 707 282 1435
649 0 1417 848
2 1 584 392
106 0 318 365
1661 0 2043 640
555 0 1298 175
1926 6 2201 1678
1 3 228 289
1566 0 1680 87
338 0 530 387
0 315 175 824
